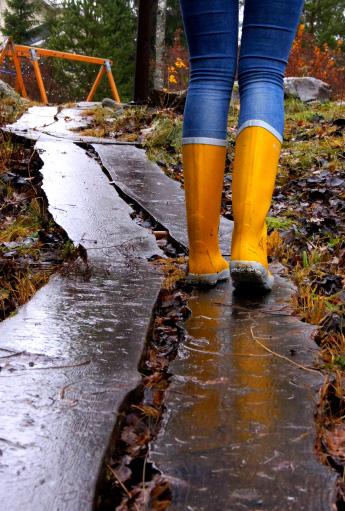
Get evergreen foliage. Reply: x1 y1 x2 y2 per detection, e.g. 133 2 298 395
164 0 345 51
3 0 39 43
302 0 345 48
166 0 184 47
49 0 136 101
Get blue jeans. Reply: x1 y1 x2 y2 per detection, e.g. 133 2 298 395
180 0 304 145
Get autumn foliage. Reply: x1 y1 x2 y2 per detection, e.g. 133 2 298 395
286 25 345 98
165 26 345 99
164 29 189 92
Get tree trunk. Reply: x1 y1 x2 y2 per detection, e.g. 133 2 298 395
134 0 155 103
153 0 167 90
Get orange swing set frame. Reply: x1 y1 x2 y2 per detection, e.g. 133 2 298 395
0 37 121 105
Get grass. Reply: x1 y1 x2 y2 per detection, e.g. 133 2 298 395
0 96 31 126
285 97 344 119
0 97 75 321
0 213 41 243
293 284 329 324
79 105 152 141
0 130 34 176
266 216 295 231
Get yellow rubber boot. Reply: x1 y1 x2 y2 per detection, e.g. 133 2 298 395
230 127 281 291
183 144 229 285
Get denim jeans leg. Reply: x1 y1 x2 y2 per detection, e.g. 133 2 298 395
180 0 239 145
238 0 305 141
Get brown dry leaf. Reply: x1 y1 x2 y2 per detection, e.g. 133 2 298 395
150 476 172 510
111 462 132 484
323 424 345 466
330 139 344 148
131 404 160 420
118 133 138 142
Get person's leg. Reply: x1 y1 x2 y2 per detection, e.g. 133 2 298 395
180 0 238 284
230 0 304 290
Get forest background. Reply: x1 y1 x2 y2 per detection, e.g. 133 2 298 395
1 0 345 102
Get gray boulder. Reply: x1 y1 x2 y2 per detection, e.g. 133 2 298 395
0 79 20 100
101 97 122 110
284 77 332 102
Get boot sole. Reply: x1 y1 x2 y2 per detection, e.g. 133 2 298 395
230 261 274 291
186 268 230 286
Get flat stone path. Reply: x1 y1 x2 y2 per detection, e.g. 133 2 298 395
0 135 163 509
1 105 337 510
93 143 337 510
6 104 134 144
152 282 335 511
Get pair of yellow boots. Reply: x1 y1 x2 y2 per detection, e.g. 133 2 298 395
184 126 281 291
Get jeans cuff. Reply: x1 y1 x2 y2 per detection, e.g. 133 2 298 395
182 137 227 147
237 120 283 143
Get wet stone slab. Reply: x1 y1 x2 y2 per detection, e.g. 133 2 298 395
6 104 134 145
91 143 337 509
0 142 163 510
151 275 337 510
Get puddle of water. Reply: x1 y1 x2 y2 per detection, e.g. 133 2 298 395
151 278 337 510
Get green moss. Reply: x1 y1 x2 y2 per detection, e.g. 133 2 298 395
145 117 182 151
59 240 77 260
266 216 294 231
334 356 345 370
327 236 343 249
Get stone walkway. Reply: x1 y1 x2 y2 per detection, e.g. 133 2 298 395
0 105 337 510
94 142 337 511
0 117 163 509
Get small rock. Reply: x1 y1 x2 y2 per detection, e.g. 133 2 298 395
101 97 122 110
284 77 332 102
0 79 20 100
140 127 154 137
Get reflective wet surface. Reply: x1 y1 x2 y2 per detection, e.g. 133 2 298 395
7 105 134 145
1 107 337 510
93 142 337 509
151 277 337 509
0 141 163 510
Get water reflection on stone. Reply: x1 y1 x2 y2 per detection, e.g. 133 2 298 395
152 278 336 510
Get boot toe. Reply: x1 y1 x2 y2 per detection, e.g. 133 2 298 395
230 261 274 291
186 267 230 286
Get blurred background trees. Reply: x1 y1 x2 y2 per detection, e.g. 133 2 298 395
286 24 345 98
0 0 343 101
302 0 345 48
2 0 39 43
48 0 136 101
